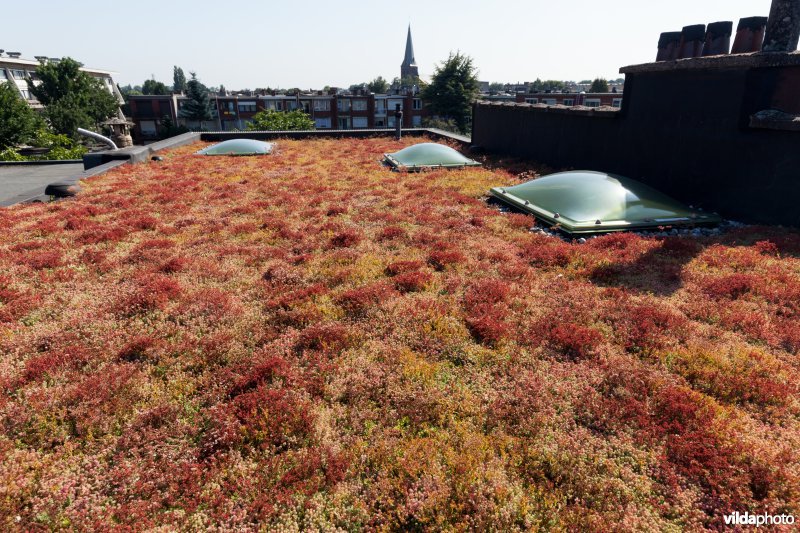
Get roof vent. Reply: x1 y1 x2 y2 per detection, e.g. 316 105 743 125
7 52 22 59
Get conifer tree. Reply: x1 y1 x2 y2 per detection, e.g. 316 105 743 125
179 73 215 130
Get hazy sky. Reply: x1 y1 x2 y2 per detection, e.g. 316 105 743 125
4 0 772 89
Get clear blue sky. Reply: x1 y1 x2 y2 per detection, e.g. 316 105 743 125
4 0 773 89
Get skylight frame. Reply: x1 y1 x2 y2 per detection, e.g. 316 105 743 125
197 139 274 156
489 171 722 234
383 142 481 171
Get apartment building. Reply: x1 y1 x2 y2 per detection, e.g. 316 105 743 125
0 51 124 109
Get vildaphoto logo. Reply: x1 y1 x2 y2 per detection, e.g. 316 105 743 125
723 512 795 528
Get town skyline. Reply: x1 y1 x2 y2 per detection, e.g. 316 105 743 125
3 0 771 89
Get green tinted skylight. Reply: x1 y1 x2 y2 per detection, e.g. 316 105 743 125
384 143 480 170
490 171 721 234
198 139 274 156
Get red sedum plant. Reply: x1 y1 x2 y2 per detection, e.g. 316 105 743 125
0 137 798 530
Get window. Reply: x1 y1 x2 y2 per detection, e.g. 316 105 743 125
584 99 601 108
525 98 538 104
136 101 154 116
224 102 235 112
337 117 350 129
352 99 367 111
314 117 331 128
286 101 298 111
563 99 574 106
337 99 351 112
139 120 157 135
387 115 396 127
0 70 7 80
264 100 277 110
313 99 330 111
412 99 422 110
352 116 368 128
374 118 386 127
28 72 39 81
375 100 387 114
238 101 257 112
11 69 26 80
542 98 557 105
388 100 403 111
412 115 422 127
612 98 623 108
20 89 33 100
276 101 284 111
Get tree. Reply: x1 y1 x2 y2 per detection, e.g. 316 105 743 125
179 73 215 130
160 116 189 139
488 82 505 93
173 66 187 93
119 84 143 99
533 79 566 92
0 82 40 148
589 78 610 93
28 57 118 137
421 52 479 134
367 76 389 93
246 109 314 131
142 78 170 95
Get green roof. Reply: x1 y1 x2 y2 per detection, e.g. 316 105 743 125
198 139 274 156
384 143 480 170
490 171 721 234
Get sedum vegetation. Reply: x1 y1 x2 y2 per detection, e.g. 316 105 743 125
0 137 799 530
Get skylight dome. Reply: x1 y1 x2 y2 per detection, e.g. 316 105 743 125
384 143 480 170
490 171 721 234
198 139 273 156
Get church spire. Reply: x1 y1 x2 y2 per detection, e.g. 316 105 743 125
401 24 419 81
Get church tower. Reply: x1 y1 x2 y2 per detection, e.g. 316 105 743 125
400 25 419 81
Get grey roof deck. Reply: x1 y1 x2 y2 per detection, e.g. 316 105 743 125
0 163 85 206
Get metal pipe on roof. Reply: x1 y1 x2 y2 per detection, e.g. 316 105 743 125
77 128 118 150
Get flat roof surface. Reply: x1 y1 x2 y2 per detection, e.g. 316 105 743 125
0 163 84 206
0 137 798 530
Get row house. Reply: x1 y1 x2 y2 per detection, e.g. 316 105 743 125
129 92 427 143
513 92 623 108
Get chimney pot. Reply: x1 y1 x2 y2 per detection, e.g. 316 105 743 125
657 31 683 61
703 21 733 55
731 16 769 53
763 0 800 52
679 25 707 58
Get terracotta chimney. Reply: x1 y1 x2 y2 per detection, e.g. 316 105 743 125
657 32 682 61
731 17 768 53
679 25 707 58
763 0 800 51
703 21 733 55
